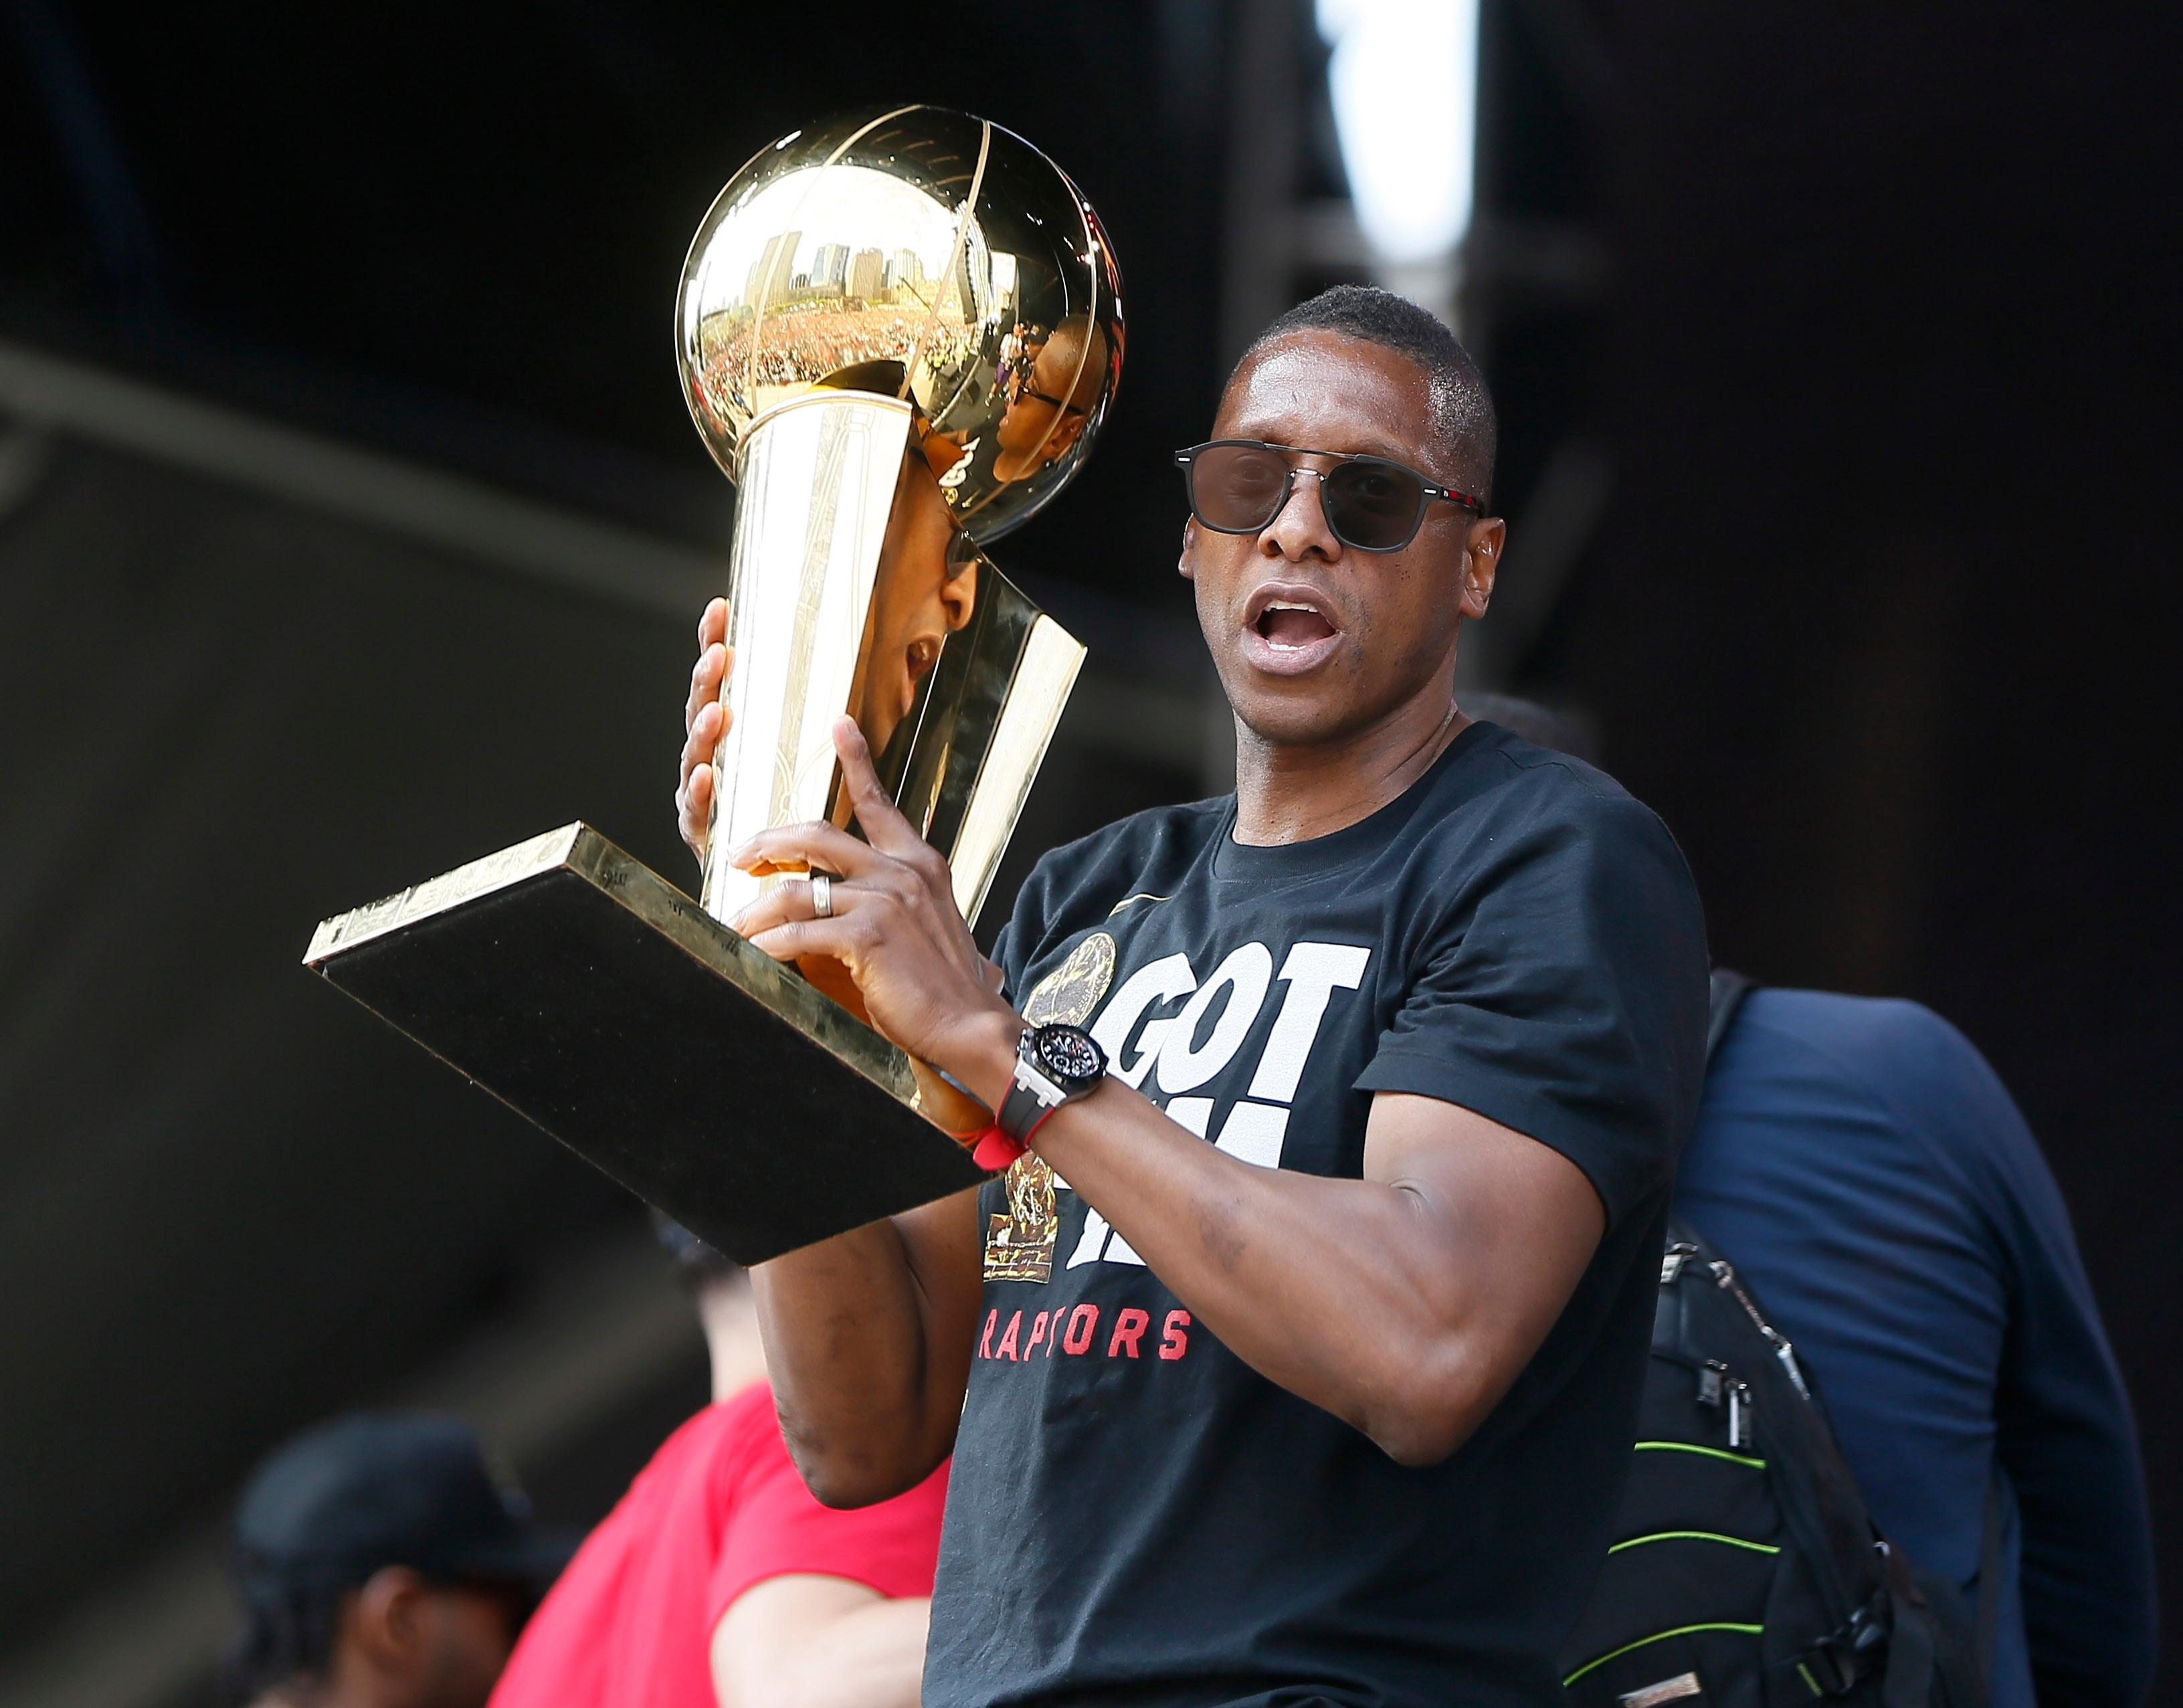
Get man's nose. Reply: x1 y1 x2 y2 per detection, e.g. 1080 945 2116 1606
1260 467 1339 559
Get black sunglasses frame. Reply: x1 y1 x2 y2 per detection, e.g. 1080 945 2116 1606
1173 440 1483 552
1007 368 1088 417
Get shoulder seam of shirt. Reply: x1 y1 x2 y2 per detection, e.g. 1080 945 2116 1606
1470 742 1688 857
1477 731 1631 801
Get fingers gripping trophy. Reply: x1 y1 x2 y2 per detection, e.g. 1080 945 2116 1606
304 108 1123 1262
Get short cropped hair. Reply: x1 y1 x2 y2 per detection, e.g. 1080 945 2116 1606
1239 285 1498 506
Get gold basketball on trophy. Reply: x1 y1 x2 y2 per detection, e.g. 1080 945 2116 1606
678 105 1123 540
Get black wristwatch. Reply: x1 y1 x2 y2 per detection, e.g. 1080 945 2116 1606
996 1022 1110 1145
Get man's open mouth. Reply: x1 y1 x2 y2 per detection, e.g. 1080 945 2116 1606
1240 585 1344 676
1256 601 1339 650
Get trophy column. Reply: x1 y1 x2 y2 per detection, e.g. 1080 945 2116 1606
700 389 912 924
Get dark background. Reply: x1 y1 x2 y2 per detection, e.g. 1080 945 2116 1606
2 2 2176 1703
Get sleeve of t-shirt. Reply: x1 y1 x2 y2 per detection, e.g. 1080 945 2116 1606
706 1404 951 1630
1354 787 1710 1228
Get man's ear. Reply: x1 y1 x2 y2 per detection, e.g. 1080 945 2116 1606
349 1565 431 1671
1178 516 1198 581
1039 409 1090 469
1460 517 1505 620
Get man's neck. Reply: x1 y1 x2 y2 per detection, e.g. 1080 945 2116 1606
1232 686 1467 848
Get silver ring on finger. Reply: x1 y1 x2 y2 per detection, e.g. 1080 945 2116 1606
811 872 834 919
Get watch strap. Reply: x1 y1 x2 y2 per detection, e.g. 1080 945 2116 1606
973 1026 1106 1170
997 1053 1066 1143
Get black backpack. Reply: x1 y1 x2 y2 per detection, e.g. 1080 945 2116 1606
1559 973 1995 1708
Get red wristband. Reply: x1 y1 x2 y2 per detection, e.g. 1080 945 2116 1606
969 1123 1025 1172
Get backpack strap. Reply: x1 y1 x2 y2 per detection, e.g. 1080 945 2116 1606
1707 968 1755 1064
1883 1588 1937 1708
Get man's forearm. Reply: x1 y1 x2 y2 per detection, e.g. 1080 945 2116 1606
752 1190 979 1505
1016 1078 1600 1466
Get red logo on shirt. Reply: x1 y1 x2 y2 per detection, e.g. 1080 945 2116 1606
977 1304 1192 1362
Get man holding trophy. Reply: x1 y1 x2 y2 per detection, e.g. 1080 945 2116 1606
672 118 1710 1708
312 107 1707 1705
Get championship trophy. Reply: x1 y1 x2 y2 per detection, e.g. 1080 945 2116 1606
304 108 1123 1262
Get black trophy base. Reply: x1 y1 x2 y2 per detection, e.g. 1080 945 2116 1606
304 824 986 1264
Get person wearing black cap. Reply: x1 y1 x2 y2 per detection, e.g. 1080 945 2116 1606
223 1412 570 1708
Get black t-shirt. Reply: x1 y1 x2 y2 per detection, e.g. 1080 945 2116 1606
924 721 1711 1708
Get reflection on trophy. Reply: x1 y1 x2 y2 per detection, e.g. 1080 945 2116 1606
302 108 1123 1263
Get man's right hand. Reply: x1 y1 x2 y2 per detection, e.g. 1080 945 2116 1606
677 597 733 867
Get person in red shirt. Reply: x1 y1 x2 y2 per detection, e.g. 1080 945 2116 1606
488 1220 947 1708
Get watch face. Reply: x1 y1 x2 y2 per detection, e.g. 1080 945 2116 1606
1036 1025 1105 1086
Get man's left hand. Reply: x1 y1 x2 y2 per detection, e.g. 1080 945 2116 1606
725 717 1015 1097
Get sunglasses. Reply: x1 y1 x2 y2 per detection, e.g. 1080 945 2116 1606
1174 440 1481 553
1008 368 1087 417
